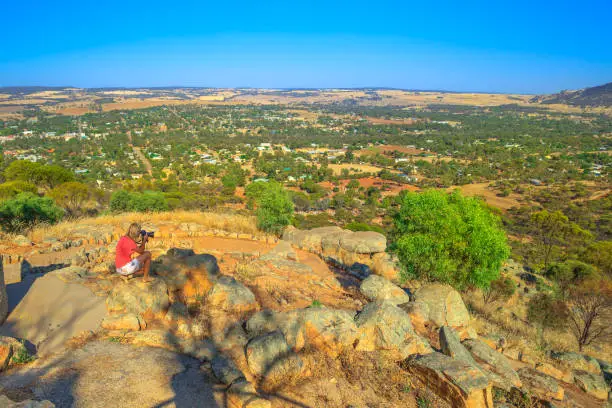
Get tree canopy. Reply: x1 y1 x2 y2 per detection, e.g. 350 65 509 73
394 189 509 289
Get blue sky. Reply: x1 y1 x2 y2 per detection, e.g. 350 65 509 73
1 0 610 93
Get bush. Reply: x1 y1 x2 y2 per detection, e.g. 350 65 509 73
252 182 293 235
394 189 509 289
582 241 612 276
345 221 385 234
109 190 132 213
527 293 568 346
293 213 334 229
130 191 169 212
546 260 597 283
483 276 516 303
4 160 74 190
48 181 91 214
0 181 37 201
109 190 169 213
546 260 599 297
0 192 63 233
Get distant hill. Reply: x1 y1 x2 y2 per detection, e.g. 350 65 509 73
0 86 72 95
531 82 612 107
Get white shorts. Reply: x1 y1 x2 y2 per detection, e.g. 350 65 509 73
116 259 142 276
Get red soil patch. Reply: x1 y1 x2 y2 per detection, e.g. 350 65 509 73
319 177 419 196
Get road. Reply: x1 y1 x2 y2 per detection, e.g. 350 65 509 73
126 130 153 176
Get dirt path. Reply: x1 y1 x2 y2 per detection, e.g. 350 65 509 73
126 130 153 176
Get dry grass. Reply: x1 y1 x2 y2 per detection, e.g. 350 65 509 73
466 289 611 362
327 163 399 176
26 210 260 242
448 182 524 210
234 261 266 282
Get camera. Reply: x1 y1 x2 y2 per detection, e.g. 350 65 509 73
140 230 155 239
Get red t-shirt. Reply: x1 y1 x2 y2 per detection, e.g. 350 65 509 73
115 236 138 268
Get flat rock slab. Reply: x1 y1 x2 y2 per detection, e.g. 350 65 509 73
408 352 493 408
573 370 609 400
0 274 106 356
0 341 222 408
518 367 564 401
463 338 521 389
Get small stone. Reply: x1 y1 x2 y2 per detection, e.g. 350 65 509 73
211 355 245 385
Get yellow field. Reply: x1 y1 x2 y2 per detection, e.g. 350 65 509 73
447 183 523 210
4 88 611 115
328 163 395 175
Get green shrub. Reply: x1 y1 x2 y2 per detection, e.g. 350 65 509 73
109 190 169 213
546 260 599 297
394 189 509 290
292 213 334 229
0 180 37 201
4 160 74 190
546 260 597 282
527 293 568 346
255 182 294 235
11 341 35 364
48 181 91 214
483 276 516 303
129 191 169 212
0 192 63 233
109 190 132 213
345 221 385 234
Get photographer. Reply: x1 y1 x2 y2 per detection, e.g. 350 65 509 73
115 222 152 283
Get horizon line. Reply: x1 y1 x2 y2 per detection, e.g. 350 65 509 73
0 84 557 96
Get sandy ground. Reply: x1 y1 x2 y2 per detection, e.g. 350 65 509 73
0 341 224 408
0 273 106 357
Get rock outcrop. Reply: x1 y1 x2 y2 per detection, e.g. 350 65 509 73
413 284 471 328
206 275 258 314
227 380 271 408
283 226 394 279
0 396 55 408
573 370 609 400
0 259 8 325
355 301 431 360
0 272 106 356
106 278 170 319
0 340 221 407
359 275 410 305
463 338 521 390
154 249 220 304
101 313 145 331
517 368 564 401
408 352 493 408
550 351 601 375
246 307 358 357
246 331 305 390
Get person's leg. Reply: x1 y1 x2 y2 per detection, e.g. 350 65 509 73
135 251 152 282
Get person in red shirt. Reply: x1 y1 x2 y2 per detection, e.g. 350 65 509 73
115 223 152 282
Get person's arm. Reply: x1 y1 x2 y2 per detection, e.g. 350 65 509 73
132 235 148 255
